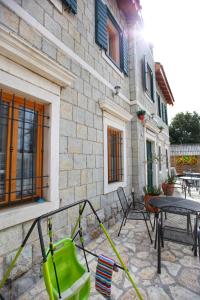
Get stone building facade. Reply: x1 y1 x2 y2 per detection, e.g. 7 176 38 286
0 0 174 298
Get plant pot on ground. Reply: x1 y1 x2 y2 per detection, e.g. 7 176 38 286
162 175 176 196
143 186 162 213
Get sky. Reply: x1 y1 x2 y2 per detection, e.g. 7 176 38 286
140 0 200 123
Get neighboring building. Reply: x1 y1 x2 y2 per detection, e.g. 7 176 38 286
0 0 174 298
170 144 200 174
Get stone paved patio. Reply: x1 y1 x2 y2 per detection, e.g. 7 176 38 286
9 185 200 299
17 211 200 300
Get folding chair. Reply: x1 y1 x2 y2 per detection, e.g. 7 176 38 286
117 187 153 243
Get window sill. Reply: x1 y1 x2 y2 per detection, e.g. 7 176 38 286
0 201 59 230
145 92 154 104
104 181 127 194
102 51 125 79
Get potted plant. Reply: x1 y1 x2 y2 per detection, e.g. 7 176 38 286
162 175 176 196
137 110 146 121
143 186 162 213
157 125 164 133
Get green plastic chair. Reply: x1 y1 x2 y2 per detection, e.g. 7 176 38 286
43 238 90 300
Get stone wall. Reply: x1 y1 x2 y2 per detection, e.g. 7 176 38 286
0 0 133 298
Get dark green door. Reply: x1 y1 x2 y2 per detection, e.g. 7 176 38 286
146 141 153 187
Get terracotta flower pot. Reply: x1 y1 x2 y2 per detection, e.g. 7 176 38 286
162 182 174 196
138 114 145 121
144 194 160 213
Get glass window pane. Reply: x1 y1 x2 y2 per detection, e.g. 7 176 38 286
16 107 38 197
0 102 9 201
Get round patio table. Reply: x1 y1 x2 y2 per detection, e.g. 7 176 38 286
149 196 200 273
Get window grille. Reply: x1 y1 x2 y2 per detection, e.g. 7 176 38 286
0 90 49 208
107 127 123 183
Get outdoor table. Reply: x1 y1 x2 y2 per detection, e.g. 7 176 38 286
179 176 200 195
149 196 200 273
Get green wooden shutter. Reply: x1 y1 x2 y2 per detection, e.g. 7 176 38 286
150 70 155 102
63 0 77 14
142 56 148 91
165 105 168 125
157 93 161 117
95 0 108 50
161 103 165 122
120 33 128 75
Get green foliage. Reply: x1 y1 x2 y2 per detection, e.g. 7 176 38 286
165 175 176 184
169 111 200 144
136 109 146 116
143 186 162 196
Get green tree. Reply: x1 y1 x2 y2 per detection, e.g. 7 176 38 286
169 111 200 144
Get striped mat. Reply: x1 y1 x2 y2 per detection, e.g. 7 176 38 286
95 255 116 299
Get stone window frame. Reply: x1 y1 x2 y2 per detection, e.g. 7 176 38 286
0 26 75 230
103 113 127 194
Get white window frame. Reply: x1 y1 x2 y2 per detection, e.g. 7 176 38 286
0 26 75 230
103 112 127 194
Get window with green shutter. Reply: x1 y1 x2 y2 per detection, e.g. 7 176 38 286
95 0 128 75
63 0 77 14
157 93 161 117
142 56 154 102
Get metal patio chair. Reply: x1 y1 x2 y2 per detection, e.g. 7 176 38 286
117 187 153 243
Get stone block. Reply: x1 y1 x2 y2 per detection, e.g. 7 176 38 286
81 69 90 83
85 111 94 127
68 137 82 153
19 20 42 49
0 4 19 33
60 101 72 120
59 136 68 154
75 185 86 201
83 140 93 154
71 61 81 76
44 13 61 39
73 107 85 124
93 142 103 155
96 130 103 143
96 155 103 168
68 170 81 187
74 154 86 169
57 50 71 69
78 93 87 110
59 171 68 189
81 169 93 185
74 78 84 94
4 244 32 280
62 28 75 50
87 182 97 198
87 99 96 113
0 225 23 256
86 155 95 169
96 181 103 195
61 88 78 105
42 38 57 60
88 127 96 141
93 168 103 182
36 0 53 15
77 124 87 139
94 115 103 130
83 81 92 98
59 154 73 171
59 187 75 206
53 8 68 31
22 0 44 24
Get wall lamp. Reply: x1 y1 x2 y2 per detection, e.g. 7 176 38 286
114 85 121 95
